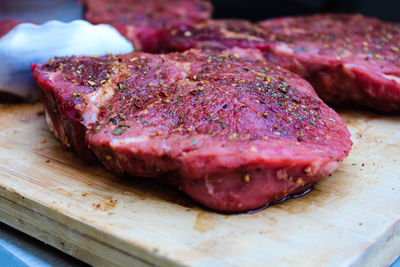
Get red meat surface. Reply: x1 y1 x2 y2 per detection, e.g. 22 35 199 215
156 15 400 113
32 48 351 212
259 14 400 113
159 19 269 52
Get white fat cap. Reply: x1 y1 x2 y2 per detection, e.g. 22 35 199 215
0 20 134 101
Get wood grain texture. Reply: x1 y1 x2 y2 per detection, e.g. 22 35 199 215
0 103 399 266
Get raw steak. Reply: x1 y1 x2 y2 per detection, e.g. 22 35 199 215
259 14 400 113
158 19 270 52
158 15 400 113
82 0 212 52
32 48 351 212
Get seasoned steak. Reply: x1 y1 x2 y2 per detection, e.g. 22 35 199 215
259 14 400 113
83 0 212 52
32 48 351 212
159 19 269 52
159 15 400 113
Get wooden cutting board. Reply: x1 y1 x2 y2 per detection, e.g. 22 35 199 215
0 103 399 266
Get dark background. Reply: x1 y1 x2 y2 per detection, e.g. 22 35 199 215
0 0 398 23
211 0 400 22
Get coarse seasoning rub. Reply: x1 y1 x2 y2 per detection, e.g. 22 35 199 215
151 15 400 113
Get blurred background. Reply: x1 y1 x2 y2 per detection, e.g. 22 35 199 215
0 0 83 23
0 0 399 23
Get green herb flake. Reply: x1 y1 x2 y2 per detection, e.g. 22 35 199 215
312 97 321 103
112 128 125 136
109 117 120 124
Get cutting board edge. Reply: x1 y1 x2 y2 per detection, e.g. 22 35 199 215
0 185 182 267
348 218 400 267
